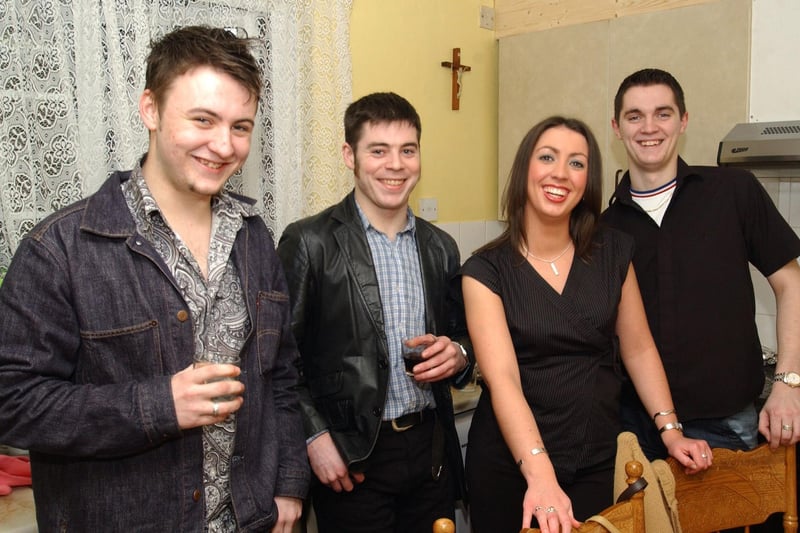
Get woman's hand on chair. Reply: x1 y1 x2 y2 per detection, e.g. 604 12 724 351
521 469 581 533
665 435 713 474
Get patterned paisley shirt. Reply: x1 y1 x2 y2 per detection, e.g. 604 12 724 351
122 162 251 532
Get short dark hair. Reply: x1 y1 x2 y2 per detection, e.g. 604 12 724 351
483 116 602 261
343 92 421 150
614 68 686 121
145 25 262 109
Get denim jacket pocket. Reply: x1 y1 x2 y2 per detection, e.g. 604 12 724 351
79 320 161 383
255 290 289 375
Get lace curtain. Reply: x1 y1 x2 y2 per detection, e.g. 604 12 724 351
0 0 353 272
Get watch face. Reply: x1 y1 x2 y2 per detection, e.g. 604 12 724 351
787 372 800 386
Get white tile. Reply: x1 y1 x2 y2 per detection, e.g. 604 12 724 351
485 220 507 242
759 177 780 208
755 313 777 353
789 179 800 227
435 222 459 243
459 221 487 261
779 179 792 217
751 266 776 316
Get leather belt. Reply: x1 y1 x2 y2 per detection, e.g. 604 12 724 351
382 410 427 432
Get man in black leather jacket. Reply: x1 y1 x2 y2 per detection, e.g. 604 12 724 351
277 92 473 532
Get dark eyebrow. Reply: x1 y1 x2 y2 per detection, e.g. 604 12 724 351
623 105 676 117
536 145 587 159
187 107 255 127
364 142 389 150
364 141 419 150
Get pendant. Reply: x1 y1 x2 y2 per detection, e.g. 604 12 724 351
550 262 559 276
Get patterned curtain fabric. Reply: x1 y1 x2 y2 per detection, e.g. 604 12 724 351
0 0 353 270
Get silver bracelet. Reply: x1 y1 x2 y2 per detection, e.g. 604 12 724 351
652 408 675 421
658 422 684 434
516 447 547 467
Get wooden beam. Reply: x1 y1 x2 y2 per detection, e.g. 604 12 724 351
494 0 718 38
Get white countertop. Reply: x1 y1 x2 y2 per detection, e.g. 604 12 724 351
452 383 481 414
0 487 36 533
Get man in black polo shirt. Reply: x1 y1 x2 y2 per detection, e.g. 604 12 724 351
603 68 800 460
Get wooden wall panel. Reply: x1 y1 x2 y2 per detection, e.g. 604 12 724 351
495 0 717 38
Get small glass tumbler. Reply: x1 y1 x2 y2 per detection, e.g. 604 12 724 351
401 337 427 377
193 353 241 401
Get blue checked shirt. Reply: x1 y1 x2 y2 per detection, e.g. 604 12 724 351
355 202 436 420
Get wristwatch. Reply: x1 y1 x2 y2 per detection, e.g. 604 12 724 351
774 371 800 388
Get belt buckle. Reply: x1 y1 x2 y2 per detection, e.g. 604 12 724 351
391 417 414 432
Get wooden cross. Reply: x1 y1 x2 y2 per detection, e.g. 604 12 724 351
441 48 471 110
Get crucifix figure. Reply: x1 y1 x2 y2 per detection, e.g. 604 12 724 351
441 48 471 110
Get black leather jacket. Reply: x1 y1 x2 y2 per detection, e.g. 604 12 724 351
277 192 472 500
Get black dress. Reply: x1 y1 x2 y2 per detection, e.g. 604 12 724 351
461 227 634 532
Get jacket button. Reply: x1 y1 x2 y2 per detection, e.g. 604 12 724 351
192 489 201 502
176 310 189 322
378 358 388 369
372 407 382 417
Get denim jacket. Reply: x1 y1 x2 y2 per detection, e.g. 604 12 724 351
0 170 309 531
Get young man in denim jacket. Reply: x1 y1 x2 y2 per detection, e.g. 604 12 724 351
0 26 309 532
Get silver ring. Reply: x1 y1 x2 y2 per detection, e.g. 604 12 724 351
534 506 544 512
700 453 708 458
546 506 556 513
783 424 793 431
212 401 219 417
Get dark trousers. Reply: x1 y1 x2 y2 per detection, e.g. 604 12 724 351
311 414 455 533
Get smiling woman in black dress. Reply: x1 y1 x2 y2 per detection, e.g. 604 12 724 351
461 116 711 533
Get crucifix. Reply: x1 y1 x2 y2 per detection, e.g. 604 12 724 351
441 48 471 110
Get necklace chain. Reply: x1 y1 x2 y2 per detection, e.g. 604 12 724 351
634 185 675 213
521 242 572 276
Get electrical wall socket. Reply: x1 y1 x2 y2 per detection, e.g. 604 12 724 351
479 6 495 30
419 198 438 221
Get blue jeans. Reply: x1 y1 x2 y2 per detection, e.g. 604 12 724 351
621 400 758 461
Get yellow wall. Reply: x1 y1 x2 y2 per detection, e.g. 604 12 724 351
349 1 499 222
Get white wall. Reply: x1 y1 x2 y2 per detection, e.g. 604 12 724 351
750 0 800 122
750 1 800 352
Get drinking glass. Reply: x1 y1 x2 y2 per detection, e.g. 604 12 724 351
401 335 430 377
193 353 241 401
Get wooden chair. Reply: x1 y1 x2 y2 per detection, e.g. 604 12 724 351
521 460 646 533
667 442 798 532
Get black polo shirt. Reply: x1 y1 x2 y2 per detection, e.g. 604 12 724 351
602 157 800 420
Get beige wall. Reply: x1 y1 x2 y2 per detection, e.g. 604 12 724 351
349 0 499 223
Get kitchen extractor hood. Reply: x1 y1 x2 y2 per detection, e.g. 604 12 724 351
718 120 800 177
